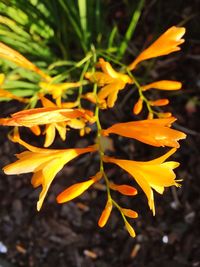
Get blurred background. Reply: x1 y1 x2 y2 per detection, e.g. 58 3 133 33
0 0 200 266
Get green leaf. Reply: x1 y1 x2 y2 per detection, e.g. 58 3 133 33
117 0 145 59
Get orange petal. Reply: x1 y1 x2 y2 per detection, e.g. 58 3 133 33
0 107 91 127
99 58 120 79
30 125 41 136
102 118 186 148
97 82 125 108
67 119 85 129
85 72 116 85
98 58 133 83
40 94 56 108
43 124 56 147
39 81 81 99
55 122 67 141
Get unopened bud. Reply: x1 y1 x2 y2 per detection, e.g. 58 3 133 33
133 98 143 115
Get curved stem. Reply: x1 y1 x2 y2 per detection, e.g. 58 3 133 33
126 69 154 115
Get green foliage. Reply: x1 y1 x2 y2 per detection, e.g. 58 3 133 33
0 0 144 101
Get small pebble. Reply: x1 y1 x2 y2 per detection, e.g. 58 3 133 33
0 241 7 254
162 235 169 244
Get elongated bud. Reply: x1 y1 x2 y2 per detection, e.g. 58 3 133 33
57 172 102 203
109 183 137 196
142 80 182 91
133 98 143 115
158 112 172 118
121 208 138 218
98 200 113 228
125 221 136 237
128 27 185 70
150 99 169 106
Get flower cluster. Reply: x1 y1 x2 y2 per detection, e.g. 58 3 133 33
0 26 186 237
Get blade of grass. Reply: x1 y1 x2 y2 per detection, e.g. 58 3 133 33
0 16 30 38
3 80 39 90
48 60 76 70
52 52 92 83
108 25 118 49
78 0 88 47
95 0 100 39
58 0 87 53
117 0 145 59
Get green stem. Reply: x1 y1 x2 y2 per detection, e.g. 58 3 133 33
126 69 154 114
77 60 90 108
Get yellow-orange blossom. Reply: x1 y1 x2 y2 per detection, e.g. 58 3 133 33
128 26 185 70
0 25 187 238
3 133 97 211
103 148 180 215
102 117 186 148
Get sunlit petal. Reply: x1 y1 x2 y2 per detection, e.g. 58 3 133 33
128 26 185 70
103 147 179 215
102 118 186 148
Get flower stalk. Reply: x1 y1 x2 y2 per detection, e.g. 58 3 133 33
0 25 186 237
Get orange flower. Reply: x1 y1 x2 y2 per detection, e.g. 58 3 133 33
0 42 51 81
57 172 102 203
85 58 133 108
39 95 89 147
39 81 81 105
142 80 182 91
102 117 186 148
3 133 97 211
103 148 180 215
128 26 186 70
82 92 107 109
0 106 93 128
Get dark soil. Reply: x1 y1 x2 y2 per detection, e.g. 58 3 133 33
0 1 200 266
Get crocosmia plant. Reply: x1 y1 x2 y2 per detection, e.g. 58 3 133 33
0 24 186 237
